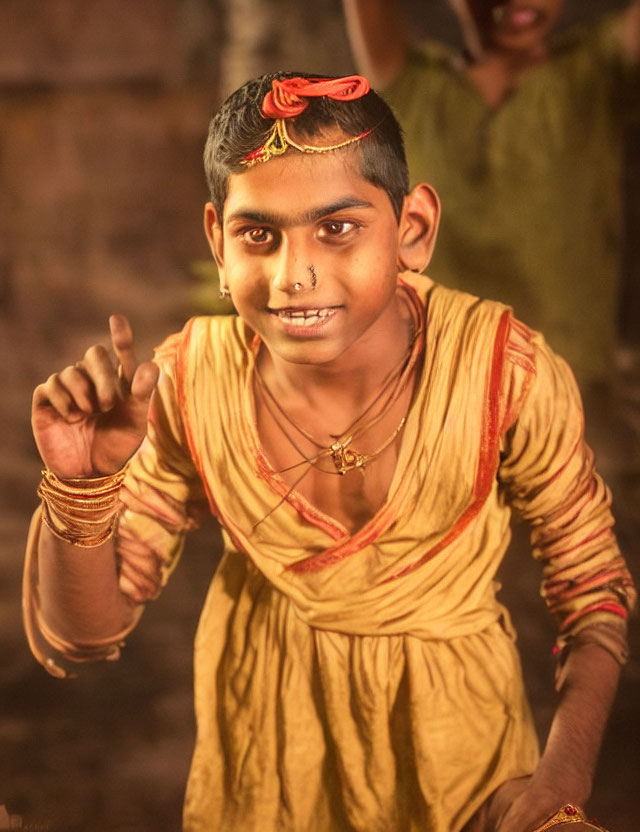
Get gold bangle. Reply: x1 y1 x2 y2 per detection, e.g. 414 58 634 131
532 805 609 832
37 467 128 548
40 500 119 548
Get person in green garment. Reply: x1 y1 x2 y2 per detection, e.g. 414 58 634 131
341 0 640 388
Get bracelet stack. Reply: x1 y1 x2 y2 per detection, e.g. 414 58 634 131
37 467 128 548
533 804 609 832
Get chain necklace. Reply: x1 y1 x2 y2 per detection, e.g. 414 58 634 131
254 297 424 477
257 374 409 476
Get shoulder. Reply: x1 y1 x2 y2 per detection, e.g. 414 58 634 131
406 271 531 373
404 39 455 71
152 314 250 371
405 271 513 335
410 276 584 437
500 315 586 437
419 276 545 421
147 315 253 440
550 11 637 79
382 39 457 103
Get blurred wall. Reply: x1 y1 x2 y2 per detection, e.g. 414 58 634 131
0 2 637 831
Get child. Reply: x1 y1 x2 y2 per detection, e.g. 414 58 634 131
342 0 640 387
25 72 635 832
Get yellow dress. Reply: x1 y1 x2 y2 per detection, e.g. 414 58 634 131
24 274 635 832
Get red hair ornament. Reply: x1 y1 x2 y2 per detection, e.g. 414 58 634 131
242 75 374 168
261 75 370 118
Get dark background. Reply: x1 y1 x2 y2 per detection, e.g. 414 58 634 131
1 1 638 830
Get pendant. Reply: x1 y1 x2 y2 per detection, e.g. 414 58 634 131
330 437 367 475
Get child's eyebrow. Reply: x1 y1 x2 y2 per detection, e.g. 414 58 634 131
225 197 374 228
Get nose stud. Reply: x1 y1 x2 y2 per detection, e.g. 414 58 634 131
291 267 316 292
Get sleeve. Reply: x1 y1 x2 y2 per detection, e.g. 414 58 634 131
115 332 209 605
498 325 637 665
557 12 640 120
380 40 441 120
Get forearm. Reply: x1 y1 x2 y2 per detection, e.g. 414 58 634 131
37 520 139 646
342 0 407 88
535 640 621 803
488 638 622 832
619 0 640 62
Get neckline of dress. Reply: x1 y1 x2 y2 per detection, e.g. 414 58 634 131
242 278 430 541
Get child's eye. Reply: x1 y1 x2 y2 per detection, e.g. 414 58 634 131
241 227 274 245
318 220 357 240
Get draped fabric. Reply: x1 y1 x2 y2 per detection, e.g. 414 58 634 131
24 274 635 831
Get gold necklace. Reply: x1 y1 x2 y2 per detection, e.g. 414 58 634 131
254 297 424 476
257 374 409 475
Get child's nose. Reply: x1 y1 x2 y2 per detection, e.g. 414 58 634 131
271 240 312 294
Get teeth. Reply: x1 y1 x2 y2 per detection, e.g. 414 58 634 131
277 307 336 326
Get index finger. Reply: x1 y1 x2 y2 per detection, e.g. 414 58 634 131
109 314 137 384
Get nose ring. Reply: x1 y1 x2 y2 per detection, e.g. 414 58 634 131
293 282 303 292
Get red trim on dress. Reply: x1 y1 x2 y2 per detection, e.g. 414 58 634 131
252 447 347 541
383 308 513 582
175 318 221 520
559 601 628 631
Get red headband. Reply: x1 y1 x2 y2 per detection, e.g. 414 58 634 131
241 75 374 167
261 75 371 119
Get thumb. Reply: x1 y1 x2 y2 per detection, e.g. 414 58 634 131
130 360 159 402
121 361 160 435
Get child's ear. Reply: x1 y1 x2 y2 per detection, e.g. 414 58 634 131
397 184 441 273
203 202 225 273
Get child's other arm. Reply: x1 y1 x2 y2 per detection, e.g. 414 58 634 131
30 315 159 653
619 0 640 62
341 0 408 88
493 325 635 831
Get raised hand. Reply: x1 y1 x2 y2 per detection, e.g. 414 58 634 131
32 315 159 479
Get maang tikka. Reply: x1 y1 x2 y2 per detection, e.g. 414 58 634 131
241 75 375 168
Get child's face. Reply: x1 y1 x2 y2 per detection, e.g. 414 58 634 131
451 0 564 54
208 150 408 368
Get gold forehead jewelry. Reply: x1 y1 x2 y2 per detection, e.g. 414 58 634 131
241 75 375 168
242 118 374 168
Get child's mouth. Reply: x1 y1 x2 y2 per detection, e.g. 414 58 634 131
272 307 339 327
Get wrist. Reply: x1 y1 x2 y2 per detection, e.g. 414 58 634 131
529 765 592 809
531 804 610 832
37 466 129 548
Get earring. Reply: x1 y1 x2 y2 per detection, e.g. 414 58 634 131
219 286 230 299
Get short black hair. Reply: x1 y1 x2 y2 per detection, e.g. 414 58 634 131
203 71 409 221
